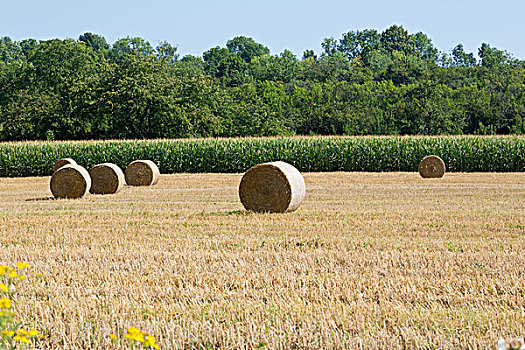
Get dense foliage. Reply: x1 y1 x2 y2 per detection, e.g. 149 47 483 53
1 27 525 141
0 136 523 177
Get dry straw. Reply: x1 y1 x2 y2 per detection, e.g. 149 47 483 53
125 160 160 186
88 163 125 195
418 155 446 178
50 164 91 199
239 161 306 213
53 158 77 174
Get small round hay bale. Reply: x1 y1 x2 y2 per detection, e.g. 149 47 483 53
239 161 306 213
50 164 91 199
125 160 160 186
418 155 446 178
53 158 77 173
88 163 125 195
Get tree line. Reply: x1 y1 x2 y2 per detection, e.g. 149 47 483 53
0 25 524 141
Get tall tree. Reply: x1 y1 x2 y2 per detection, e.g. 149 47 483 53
451 44 476 67
380 25 415 55
478 43 508 68
203 47 248 86
111 36 154 62
412 32 438 62
79 32 110 52
321 37 338 56
302 49 317 61
156 41 178 65
0 37 24 63
226 36 270 63
337 29 381 62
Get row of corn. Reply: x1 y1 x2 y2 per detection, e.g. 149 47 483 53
0 136 523 177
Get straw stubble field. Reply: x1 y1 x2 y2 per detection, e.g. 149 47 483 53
1 172 524 349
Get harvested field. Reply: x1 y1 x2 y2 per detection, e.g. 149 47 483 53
1 172 524 349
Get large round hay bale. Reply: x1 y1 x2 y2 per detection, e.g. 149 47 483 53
50 164 91 199
125 160 160 186
88 163 125 195
418 155 446 178
239 161 306 213
53 158 77 174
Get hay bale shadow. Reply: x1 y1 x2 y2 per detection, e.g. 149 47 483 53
25 197 56 202
199 210 246 217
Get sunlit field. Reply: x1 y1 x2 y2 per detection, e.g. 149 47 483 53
1 172 525 349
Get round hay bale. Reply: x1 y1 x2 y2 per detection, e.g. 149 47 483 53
239 161 306 213
125 160 160 186
418 155 446 178
50 164 91 199
88 163 125 195
53 158 77 173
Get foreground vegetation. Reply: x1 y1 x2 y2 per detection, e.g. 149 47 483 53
1 26 525 141
0 172 524 349
0 136 524 177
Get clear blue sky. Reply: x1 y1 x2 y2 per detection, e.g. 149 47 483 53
1 0 524 59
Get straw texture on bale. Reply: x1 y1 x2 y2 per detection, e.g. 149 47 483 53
50 164 91 199
239 161 306 213
88 163 125 195
53 158 77 174
125 160 160 186
418 155 446 178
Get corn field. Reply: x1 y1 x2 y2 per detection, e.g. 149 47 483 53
0 136 524 177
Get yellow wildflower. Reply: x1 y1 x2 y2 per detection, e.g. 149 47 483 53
15 262 29 270
28 329 39 337
109 333 118 340
1 330 15 338
8 270 18 278
18 275 26 281
17 329 29 335
127 327 141 335
13 335 30 343
0 283 7 292
0 266 7 275
144 335 160 349
0 298 12 309
125 332 144 343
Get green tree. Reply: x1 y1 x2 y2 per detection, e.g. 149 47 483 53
156 41 178 65
9 39 109 140
248 50 301 83
179 54 205 75
19 39 38 60
380 25 415 55
110 36 154 62
203 46 249 86
412 32 438 62
478 43 508 68
337 29 381 62
226 36 270 63
0 37 24 63
321 37 338 56
302 49 317 61
100 54 226 138
382 52 429 86
449 44 476 67
79 32 110 52
399 82 465 134
229 81 291 136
